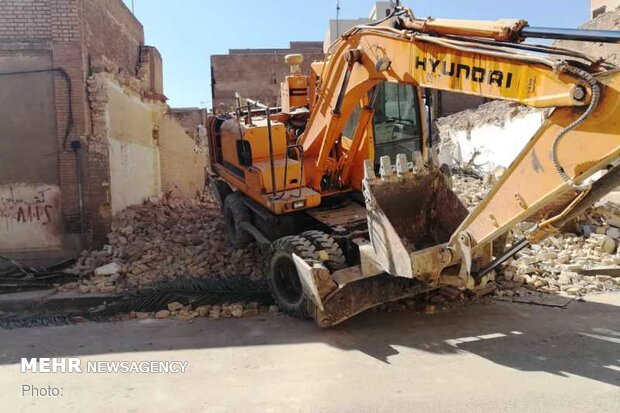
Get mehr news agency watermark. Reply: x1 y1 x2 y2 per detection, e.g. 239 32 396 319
19 357 188 398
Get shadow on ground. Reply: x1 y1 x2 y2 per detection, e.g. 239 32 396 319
0 298 619 387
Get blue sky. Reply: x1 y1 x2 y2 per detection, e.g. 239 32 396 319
122 0 590 108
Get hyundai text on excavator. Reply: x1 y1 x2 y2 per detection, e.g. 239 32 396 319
206 1 620 327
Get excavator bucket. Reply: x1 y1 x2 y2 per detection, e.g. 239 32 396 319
292 154 471 328
362 154 469 278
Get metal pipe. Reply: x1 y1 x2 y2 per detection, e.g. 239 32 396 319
477 238 530 278
334 66 352 115
521 26 620 44
266 108 277 198
70 140 86 248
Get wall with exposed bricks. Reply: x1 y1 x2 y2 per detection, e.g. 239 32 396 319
0 0 206 261
159 114 208 199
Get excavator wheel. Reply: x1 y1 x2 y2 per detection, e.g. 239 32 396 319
210 178 233 212
268 235 318 318
300 230 347 271
223 193 252 249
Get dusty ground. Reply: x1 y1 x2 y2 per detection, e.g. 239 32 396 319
1 294 618 412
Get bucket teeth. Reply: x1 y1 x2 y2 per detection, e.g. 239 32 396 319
379 156 392 180
363 159 376 181
396 153 408 176
429 148 440 167
413 151 424 173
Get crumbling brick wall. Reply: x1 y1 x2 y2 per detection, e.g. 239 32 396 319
83 0 144 75
555 9 620 66
0 0 87 254
159 114 207 199
211 42 325 113
0 0 206 257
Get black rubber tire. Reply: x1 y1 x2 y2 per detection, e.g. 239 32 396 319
300 230 347 271
210 178 233 212
223 193 252 248
268 235 318 318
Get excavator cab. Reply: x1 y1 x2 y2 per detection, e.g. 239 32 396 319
372 82 423 165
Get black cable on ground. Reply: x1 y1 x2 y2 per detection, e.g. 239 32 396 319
0 276 274 329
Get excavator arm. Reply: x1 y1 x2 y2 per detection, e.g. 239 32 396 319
292 8 620 326
300 22 597 192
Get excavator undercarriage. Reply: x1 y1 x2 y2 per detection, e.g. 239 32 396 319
207 2 620 327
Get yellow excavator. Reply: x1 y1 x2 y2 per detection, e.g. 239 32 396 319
206 1 620 327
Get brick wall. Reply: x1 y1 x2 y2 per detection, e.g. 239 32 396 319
0 0 206 256
0 0 87 255
169 108 208 136
0 0 146 254
592 0 620 17
159 114 207 199
83 0 144 75
211 42 325 113
0 0 52 42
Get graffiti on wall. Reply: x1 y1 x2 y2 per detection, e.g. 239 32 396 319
0 184 61 250
0 187 54 225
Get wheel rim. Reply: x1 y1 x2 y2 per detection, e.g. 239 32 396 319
272 255 303 304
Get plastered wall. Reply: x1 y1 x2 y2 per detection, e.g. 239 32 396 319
159 114 207 198
104 79 162 214
438 112 546 174
95 75 207 214
0 184 62 250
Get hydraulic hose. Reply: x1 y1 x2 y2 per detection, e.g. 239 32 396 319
550 66 601 192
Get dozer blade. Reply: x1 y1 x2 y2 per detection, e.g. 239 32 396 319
363 154 469 279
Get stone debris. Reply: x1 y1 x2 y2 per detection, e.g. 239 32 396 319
451 172 620 298
113 302 271 322
155 310 170 319
451 174 491 210
437 100 545 134
61 195 264 294
94 262 122 277
167 302 183 312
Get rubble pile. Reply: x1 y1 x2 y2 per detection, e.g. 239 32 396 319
451 174 491 210
437 100 544 134
502 232 620 296
64 196 264 294
451 173 620 297
116 301 280 322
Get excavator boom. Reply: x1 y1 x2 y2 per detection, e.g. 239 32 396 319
297 8 620 324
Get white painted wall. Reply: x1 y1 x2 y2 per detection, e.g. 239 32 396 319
0 184 62 250
105 80 162 215
109 139 160 215
438 112 546 173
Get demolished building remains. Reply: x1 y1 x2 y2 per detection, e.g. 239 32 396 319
0 0 208 264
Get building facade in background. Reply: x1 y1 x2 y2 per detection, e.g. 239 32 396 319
0 0 207 263
324 1 392 52
592 0 620 18
211 42 324 113
210 1 485 117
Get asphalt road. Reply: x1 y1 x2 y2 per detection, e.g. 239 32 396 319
1 294 619 413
